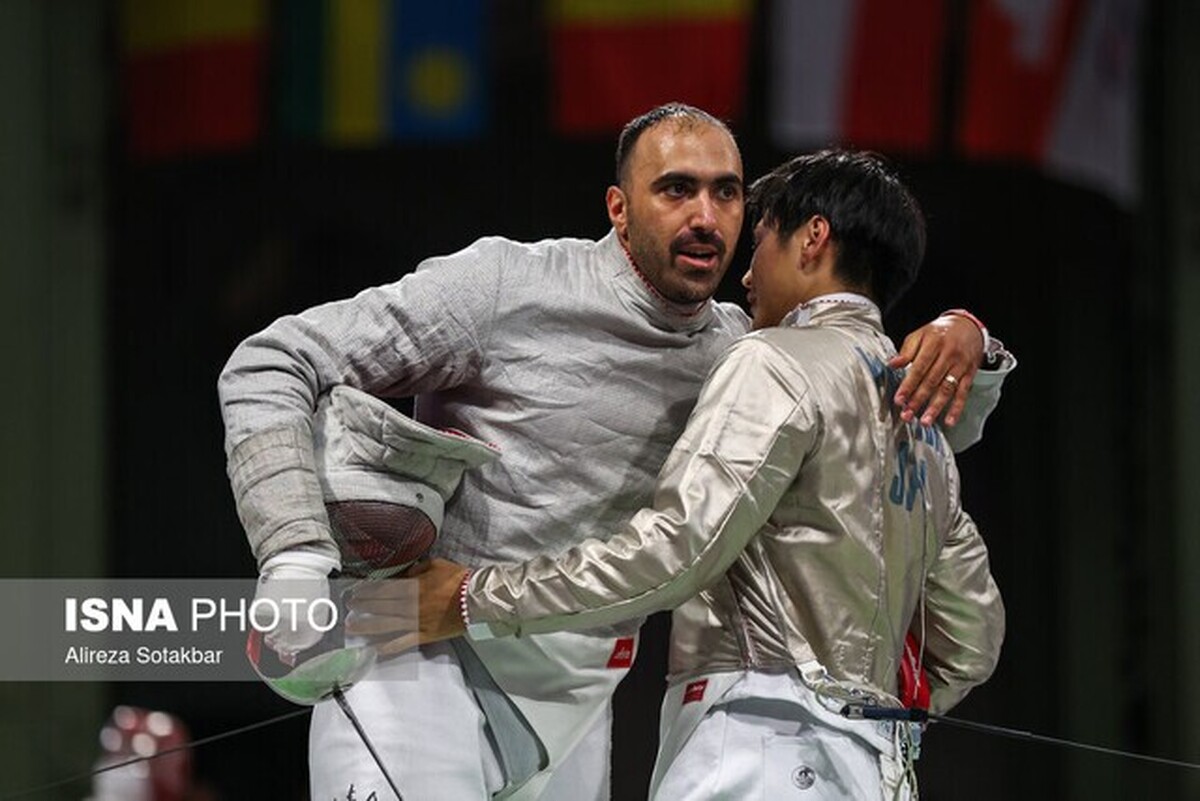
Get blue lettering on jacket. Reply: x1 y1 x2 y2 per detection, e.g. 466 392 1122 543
857 347 947 510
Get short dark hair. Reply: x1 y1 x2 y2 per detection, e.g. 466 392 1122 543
747 150 926 312
614 103 734 186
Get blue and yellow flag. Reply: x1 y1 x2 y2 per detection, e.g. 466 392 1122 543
277 0 485 144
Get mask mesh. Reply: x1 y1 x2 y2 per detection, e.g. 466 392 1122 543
326 500 437 578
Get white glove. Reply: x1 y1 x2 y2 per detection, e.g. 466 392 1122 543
255 550 340 665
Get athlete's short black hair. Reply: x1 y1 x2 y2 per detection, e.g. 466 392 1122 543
747 150 926 312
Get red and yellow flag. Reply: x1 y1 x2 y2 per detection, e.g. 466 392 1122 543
121 0 267 160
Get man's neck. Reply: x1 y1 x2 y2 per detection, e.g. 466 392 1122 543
618 237 708 317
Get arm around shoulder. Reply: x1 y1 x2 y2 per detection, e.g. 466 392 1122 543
466 337 819 636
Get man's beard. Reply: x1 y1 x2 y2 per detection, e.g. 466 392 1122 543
626 227 725 305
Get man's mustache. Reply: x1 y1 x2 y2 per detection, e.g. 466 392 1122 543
670 231 726 259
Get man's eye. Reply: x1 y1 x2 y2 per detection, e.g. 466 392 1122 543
717 184 742 201
664 183 689 198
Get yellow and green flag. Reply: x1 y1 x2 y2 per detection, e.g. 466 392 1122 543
278 0 486 145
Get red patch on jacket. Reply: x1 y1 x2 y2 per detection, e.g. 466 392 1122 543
606 637 635 669
683 679 708 705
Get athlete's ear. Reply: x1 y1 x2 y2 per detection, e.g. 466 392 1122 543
804 215 831 254
806 214 835 248
607 186 629 241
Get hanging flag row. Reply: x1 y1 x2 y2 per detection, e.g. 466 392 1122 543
118 0 1142 205
120 0 485 158
769 0 1143 204
119 0 747 155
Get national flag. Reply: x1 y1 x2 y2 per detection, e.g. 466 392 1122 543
277 0 485 145
770 0 946 154
959 0 1143 204
550 0 752 134
120 0 268 160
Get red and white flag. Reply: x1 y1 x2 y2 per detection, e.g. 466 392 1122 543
770 0 946 155
959 0 1143 204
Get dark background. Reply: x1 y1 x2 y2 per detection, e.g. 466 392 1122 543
6 1 1194 799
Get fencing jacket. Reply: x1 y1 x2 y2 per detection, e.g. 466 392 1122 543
220 231 750 572
464 297 1005 715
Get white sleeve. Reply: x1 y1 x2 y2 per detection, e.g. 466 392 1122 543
218 238 505 564
943 336 1017 454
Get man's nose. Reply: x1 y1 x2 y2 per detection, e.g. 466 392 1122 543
689 192 718 230
741 267 752 288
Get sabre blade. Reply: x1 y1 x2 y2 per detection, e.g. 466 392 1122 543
331 685 405 800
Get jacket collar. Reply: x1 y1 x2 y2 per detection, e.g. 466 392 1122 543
780 293 882 331
601 229 715 333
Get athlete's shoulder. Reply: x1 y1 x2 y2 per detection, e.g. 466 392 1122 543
718 329 803 372
736 324 867 376
412 234 598 281
471 233 599 258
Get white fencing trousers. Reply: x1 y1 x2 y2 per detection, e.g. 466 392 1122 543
650 670 915 801
469 629 631 801
309 641 505 800
530 700 612 801
309 632 628 801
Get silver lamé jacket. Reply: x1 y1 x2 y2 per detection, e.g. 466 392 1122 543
466 297 1006 715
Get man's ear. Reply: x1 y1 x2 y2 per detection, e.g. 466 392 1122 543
606 185 629 240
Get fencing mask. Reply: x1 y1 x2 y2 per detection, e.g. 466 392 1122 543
313 385 500 578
